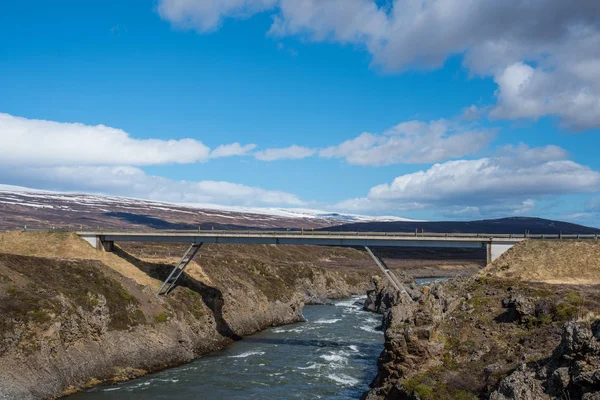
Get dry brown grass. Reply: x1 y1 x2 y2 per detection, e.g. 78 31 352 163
0 232 161 289
484 240 600 284
141 257 214 286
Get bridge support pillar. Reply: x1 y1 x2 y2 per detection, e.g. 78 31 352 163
158 243 203 296
100 240 114 252
365 246 408 295
489 242 515 264
486 242 492 265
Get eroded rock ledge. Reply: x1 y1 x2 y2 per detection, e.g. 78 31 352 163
362 276 600 400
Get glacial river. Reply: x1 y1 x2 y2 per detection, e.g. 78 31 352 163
70 296 384 399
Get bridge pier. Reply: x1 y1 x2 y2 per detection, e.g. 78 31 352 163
364 246 408 296
157 243 203 295
79 235 114 252
486 241 517 264
100 240 114 252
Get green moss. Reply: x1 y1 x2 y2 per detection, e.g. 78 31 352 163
7 284 17 295
538 313 553 325
153 313 168 323
30 309 51 323
402 375 477 400
553 302 578 321
413 385 434 399
468 295 490 310
565 292 583 305
130 309 147 325
403 377 433 398
84 294 101 309
451 390 478 400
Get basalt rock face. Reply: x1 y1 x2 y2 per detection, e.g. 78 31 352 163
0 240 373 400
363 280 464 400
363 277 424 315
490 321 600 400
364 276 399 314
363 276 600 400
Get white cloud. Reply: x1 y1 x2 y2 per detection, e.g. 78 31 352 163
254 145 316 161
336 145 600 213
0 165 304 207
461 105 484 121
157 0 278 32
0 113 259 167
490 61 600 130
157 0 600 129
210 142 257 158
0 113 211 167
319 119 495 166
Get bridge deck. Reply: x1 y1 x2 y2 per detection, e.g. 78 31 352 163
77 230 536 249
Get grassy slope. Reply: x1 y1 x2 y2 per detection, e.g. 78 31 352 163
484 240 600 284
0 232 160 288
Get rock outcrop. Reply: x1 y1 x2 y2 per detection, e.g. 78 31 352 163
363 275 600 400
363 280 464 399
363 276 399 314
490 321 600 399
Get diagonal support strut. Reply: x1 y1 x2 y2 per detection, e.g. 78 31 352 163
157 243 203 296
365 246 408 295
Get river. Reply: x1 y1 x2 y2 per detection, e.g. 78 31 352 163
70 296 384 399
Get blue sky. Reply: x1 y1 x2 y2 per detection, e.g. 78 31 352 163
1 0 599 226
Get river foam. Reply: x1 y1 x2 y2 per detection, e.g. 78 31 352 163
71 299 383 400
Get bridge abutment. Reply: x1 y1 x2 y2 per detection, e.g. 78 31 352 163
100 240 115 252
487 241 516 264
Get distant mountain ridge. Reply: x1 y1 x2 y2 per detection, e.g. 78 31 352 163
323 217 600 235
0 185 597 234
0 185 412 231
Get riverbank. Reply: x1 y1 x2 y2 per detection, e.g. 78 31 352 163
70 298 384 399
0 232 376 399
362 240 600 399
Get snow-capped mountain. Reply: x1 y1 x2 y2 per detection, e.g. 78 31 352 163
0 185 415 231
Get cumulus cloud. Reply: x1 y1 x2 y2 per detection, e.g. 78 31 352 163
254 145 316 161
319 120 495 166
0 113 257 167
157 0 600 129
336 145 600 213
210 142 257 158
157 0 278 32
0 113 304 207
490 61 600 130
0 165 304 207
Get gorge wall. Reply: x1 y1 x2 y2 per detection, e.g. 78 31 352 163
0 232 376 400
362 240 600 400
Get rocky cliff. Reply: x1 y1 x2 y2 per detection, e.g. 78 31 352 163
362 274 600 400
0 232 375 399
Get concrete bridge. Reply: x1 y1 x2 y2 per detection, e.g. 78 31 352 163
78 230 532 260
77 230 598 296
77 230 538 296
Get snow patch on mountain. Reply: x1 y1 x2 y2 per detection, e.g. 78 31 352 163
0 184 419 223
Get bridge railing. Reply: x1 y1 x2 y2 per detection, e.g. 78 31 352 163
75 230 598 240
5 227 599 240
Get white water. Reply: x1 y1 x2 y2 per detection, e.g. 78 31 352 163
70 296 384 400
